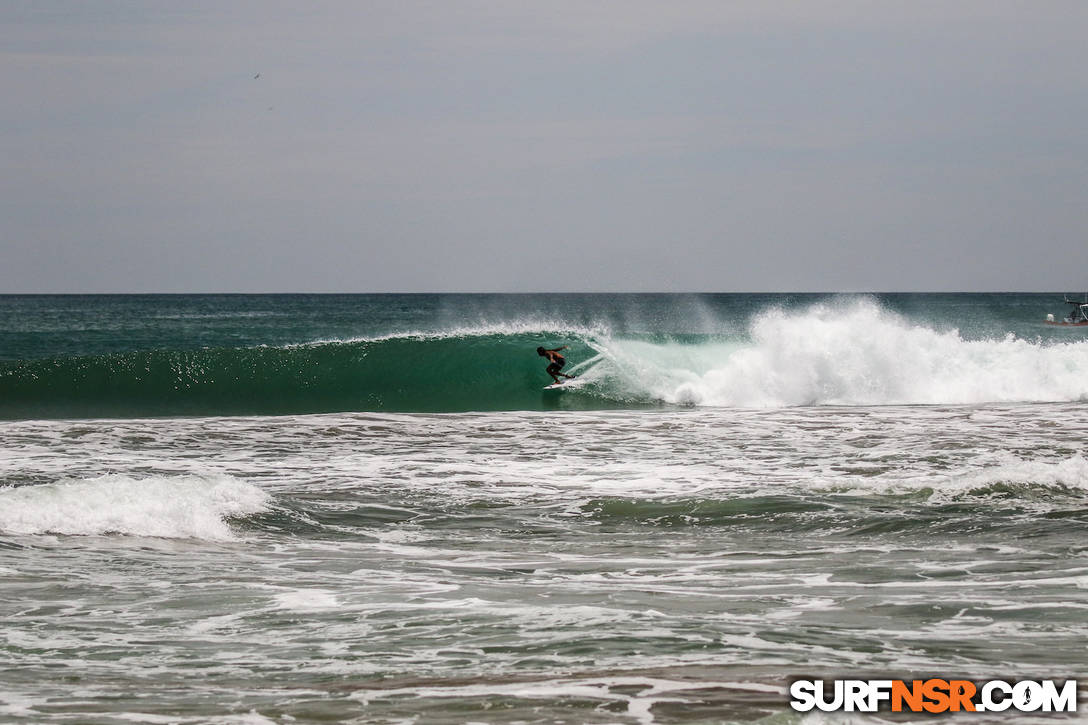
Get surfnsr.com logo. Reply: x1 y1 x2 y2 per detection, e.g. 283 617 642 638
789 679 1077 713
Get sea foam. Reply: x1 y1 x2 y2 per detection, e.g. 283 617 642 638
0 473 270 540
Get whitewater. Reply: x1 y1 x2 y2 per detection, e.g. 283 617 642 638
2 293 1087 723
580 301 1088 407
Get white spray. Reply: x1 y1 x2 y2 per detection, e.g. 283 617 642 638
583 300 1088 407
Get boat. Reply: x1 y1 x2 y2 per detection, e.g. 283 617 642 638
1045 295 1088 326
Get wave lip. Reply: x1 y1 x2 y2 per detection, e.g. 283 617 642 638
0 473 270 540
287 319 614 347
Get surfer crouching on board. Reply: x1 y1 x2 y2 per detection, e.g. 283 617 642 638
538 346 575 385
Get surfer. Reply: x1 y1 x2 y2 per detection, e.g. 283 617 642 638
537 346 575 385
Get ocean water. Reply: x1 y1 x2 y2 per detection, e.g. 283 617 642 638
2 293 1088 723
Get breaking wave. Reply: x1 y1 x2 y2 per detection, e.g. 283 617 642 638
0 473 271 539
600 300 1088 407
2 300 1087 418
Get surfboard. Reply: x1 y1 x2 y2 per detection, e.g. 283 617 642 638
543 376 580 390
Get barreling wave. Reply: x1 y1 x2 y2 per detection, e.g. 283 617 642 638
0 328 616 418
3 300 1088 419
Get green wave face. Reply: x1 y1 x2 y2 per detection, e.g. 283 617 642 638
0 333 623 419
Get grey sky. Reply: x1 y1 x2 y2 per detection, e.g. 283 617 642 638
2 1 1086 292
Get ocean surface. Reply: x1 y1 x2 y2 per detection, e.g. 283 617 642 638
2 293 1088 724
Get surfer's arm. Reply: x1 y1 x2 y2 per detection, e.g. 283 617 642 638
549 346 568 352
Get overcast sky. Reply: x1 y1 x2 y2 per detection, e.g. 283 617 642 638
2 1 1086 292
